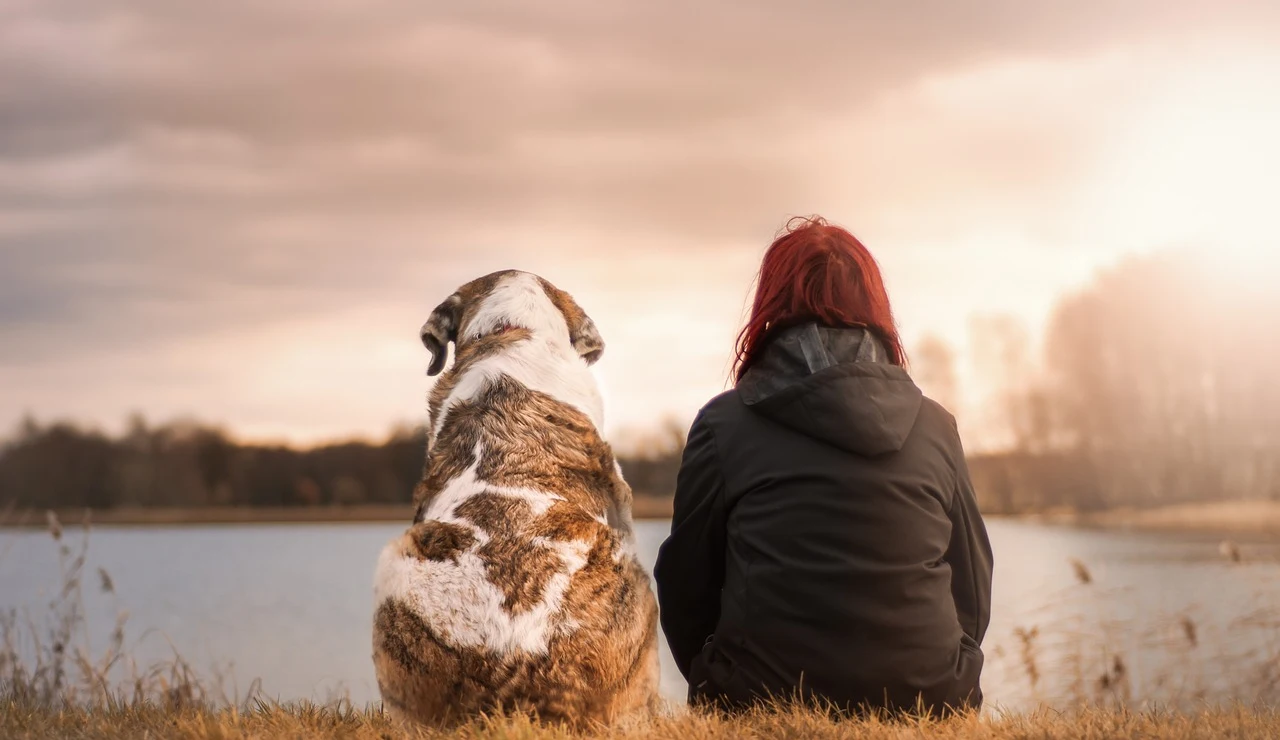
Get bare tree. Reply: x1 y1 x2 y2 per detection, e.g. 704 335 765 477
912 334 960 416
969 314 1047 452
1043 249 1280 506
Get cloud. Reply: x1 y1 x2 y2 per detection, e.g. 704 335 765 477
3 0 1280 440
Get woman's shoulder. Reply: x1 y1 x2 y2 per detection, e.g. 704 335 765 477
693 389 746 426
917 395 959 432
915 396 969 470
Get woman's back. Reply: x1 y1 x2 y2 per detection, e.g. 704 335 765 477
656 324 988 713
655 216 993 715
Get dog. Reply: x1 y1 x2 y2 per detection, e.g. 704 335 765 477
371 270 660 728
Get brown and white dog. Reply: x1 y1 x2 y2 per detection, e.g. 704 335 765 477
372 270 659 728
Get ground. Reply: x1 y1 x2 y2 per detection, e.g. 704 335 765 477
5 702 1280 740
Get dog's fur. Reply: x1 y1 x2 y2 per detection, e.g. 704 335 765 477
371 270 659 728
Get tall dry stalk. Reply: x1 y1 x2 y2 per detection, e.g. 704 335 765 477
1 511 257 710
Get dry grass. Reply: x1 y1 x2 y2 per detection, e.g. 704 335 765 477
1 512 246 711
5 701 1280 740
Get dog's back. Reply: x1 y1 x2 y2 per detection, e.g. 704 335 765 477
372 271 658 727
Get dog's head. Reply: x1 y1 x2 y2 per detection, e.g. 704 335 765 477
420 270 604 376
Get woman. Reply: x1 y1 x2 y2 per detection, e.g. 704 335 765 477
654 217 993 716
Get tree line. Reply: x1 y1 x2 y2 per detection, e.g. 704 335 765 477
0 414 686 512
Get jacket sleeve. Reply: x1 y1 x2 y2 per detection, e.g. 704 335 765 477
653 411 728 680
947 449 994 645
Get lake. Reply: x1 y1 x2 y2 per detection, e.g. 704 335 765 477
2 518 1279 711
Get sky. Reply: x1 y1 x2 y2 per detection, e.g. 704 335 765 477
2 0 1279 449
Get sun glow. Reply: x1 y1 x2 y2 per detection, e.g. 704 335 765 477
1088 51 1280 260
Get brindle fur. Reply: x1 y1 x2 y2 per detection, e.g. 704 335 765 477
374 273 658 729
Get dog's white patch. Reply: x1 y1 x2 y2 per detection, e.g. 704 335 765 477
463 272 570 343
374 445 597 655
431 273 604 440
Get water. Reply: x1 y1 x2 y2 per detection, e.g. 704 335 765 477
2 518 1279 710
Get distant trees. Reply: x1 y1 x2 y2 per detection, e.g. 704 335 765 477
1040 250 1280 507
0 419 431 511
0 415 689 510
614 417 688 497
911 335 960 416
967 248 1280 512
920 249 1280 514
968 314 1058 454
1 420 119 510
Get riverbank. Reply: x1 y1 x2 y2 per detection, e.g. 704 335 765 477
5 499 1278 536
6 702 1280 740
0 496 676 528
1021 500 1280 539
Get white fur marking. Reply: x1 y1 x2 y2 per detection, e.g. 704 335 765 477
373 445 598 655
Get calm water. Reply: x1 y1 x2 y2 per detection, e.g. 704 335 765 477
2 518 1279 711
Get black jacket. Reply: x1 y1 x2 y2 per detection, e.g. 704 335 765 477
654 323 993 714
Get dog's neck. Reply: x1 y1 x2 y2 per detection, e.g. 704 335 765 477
427 328 605 448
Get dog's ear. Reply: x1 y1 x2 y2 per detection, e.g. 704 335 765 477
420 293 461 376
536 276 604 365
572 315 605 366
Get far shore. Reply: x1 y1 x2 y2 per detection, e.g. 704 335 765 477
0 495 677 529
1015 499 1280 539
5 499 1280 537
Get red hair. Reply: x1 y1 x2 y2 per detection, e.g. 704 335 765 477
733 216 905 382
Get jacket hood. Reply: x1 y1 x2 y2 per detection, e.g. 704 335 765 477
737 323 923 456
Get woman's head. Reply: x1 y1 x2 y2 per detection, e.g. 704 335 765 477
733 216 905 382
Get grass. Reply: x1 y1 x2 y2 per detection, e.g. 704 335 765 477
7 700 1280 740
4 512 1280 738
0 511 233 712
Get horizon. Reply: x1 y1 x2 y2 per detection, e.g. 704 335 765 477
4 1 1280 452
